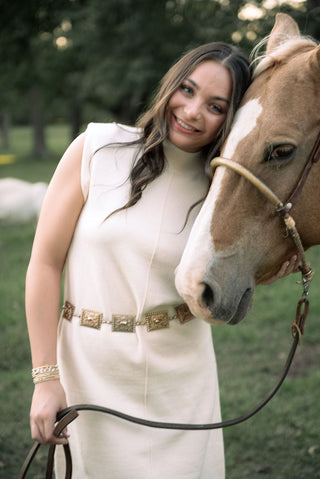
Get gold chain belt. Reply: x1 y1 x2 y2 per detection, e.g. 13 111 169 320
61 301 195 333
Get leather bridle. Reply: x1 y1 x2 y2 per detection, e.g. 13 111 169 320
210 130 320 284
208 131 320 340
206 131 320 361
18 134 320 479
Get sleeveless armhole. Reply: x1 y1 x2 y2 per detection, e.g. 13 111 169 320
80 122 142 201
81 123 95 201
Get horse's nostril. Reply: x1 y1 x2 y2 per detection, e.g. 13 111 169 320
202 282 214 308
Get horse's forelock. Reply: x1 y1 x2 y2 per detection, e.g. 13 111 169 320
251 37 317 79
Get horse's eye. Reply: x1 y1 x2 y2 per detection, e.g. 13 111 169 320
264 144 296 163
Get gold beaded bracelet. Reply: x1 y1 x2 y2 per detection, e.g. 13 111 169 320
32 364 60 384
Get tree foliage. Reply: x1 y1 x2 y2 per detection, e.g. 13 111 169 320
0 0 318 155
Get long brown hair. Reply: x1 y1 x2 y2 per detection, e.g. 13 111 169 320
109 42 251 217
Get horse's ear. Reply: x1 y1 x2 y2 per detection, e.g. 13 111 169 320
266 13 300 55
309 45 320 72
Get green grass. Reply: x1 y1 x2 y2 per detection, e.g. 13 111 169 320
1 125 319 478
0 124 70 182
0 124 71 159
213 269 320 479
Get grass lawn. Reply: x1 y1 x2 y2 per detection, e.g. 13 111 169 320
0 125 319 478
0 124 71 183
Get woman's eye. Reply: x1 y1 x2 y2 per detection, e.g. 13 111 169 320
264 144 296 163
209 104 223 114
180 84 193 95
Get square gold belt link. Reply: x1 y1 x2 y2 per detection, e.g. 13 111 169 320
80 309 103 329
61 301 75 321
145 311 170 332
61 301 194 332
175 303 194 324
112 314 136 333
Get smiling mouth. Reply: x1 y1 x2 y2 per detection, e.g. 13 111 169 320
175 115 200 132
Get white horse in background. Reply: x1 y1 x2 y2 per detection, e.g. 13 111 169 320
0 178 47 222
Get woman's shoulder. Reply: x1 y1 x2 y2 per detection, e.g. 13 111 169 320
85 122 142 146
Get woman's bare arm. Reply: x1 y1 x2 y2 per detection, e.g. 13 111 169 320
26 132 85 444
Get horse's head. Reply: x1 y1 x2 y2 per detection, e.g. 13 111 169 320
175 14 320 325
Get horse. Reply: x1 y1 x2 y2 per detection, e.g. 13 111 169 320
175 13 320 326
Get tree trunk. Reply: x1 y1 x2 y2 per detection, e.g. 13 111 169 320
0 112 10 149
70 103 82 140
30 85 47 158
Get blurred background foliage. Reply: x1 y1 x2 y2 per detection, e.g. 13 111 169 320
0 0 319 158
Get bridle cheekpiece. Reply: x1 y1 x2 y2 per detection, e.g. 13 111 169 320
209 131 320 339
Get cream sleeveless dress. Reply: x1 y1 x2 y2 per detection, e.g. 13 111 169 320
56 123 225 478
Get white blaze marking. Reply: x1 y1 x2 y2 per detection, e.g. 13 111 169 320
223 98 262 158
175 168 224 291
175 97 263 297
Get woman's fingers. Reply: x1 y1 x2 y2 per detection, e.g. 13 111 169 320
30 381 69 444
260 254 300 285
31 410 69 445
30 420 44 444
276 255 297 278
285 254 300 274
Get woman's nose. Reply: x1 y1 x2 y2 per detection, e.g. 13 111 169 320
184 100 201 119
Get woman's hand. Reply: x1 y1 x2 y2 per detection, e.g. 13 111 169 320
30 380 68 445
260 255 301 285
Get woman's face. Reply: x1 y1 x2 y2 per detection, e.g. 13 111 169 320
166 60 232 153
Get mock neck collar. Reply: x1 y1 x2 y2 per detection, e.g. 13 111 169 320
163 139 202 172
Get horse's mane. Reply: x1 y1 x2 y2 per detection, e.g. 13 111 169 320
251 35 318 78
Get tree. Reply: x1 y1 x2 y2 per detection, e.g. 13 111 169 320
65 0 250 126
0 0 72 157
1 0 316 156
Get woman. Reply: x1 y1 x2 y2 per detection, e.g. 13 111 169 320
26 42 298 478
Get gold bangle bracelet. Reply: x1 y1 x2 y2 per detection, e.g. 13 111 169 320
33 371 60 384
32 364 60 384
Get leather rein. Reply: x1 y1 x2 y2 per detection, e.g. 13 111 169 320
18 134 320 478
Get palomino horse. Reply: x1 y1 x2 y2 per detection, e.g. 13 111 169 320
175 13 320 325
